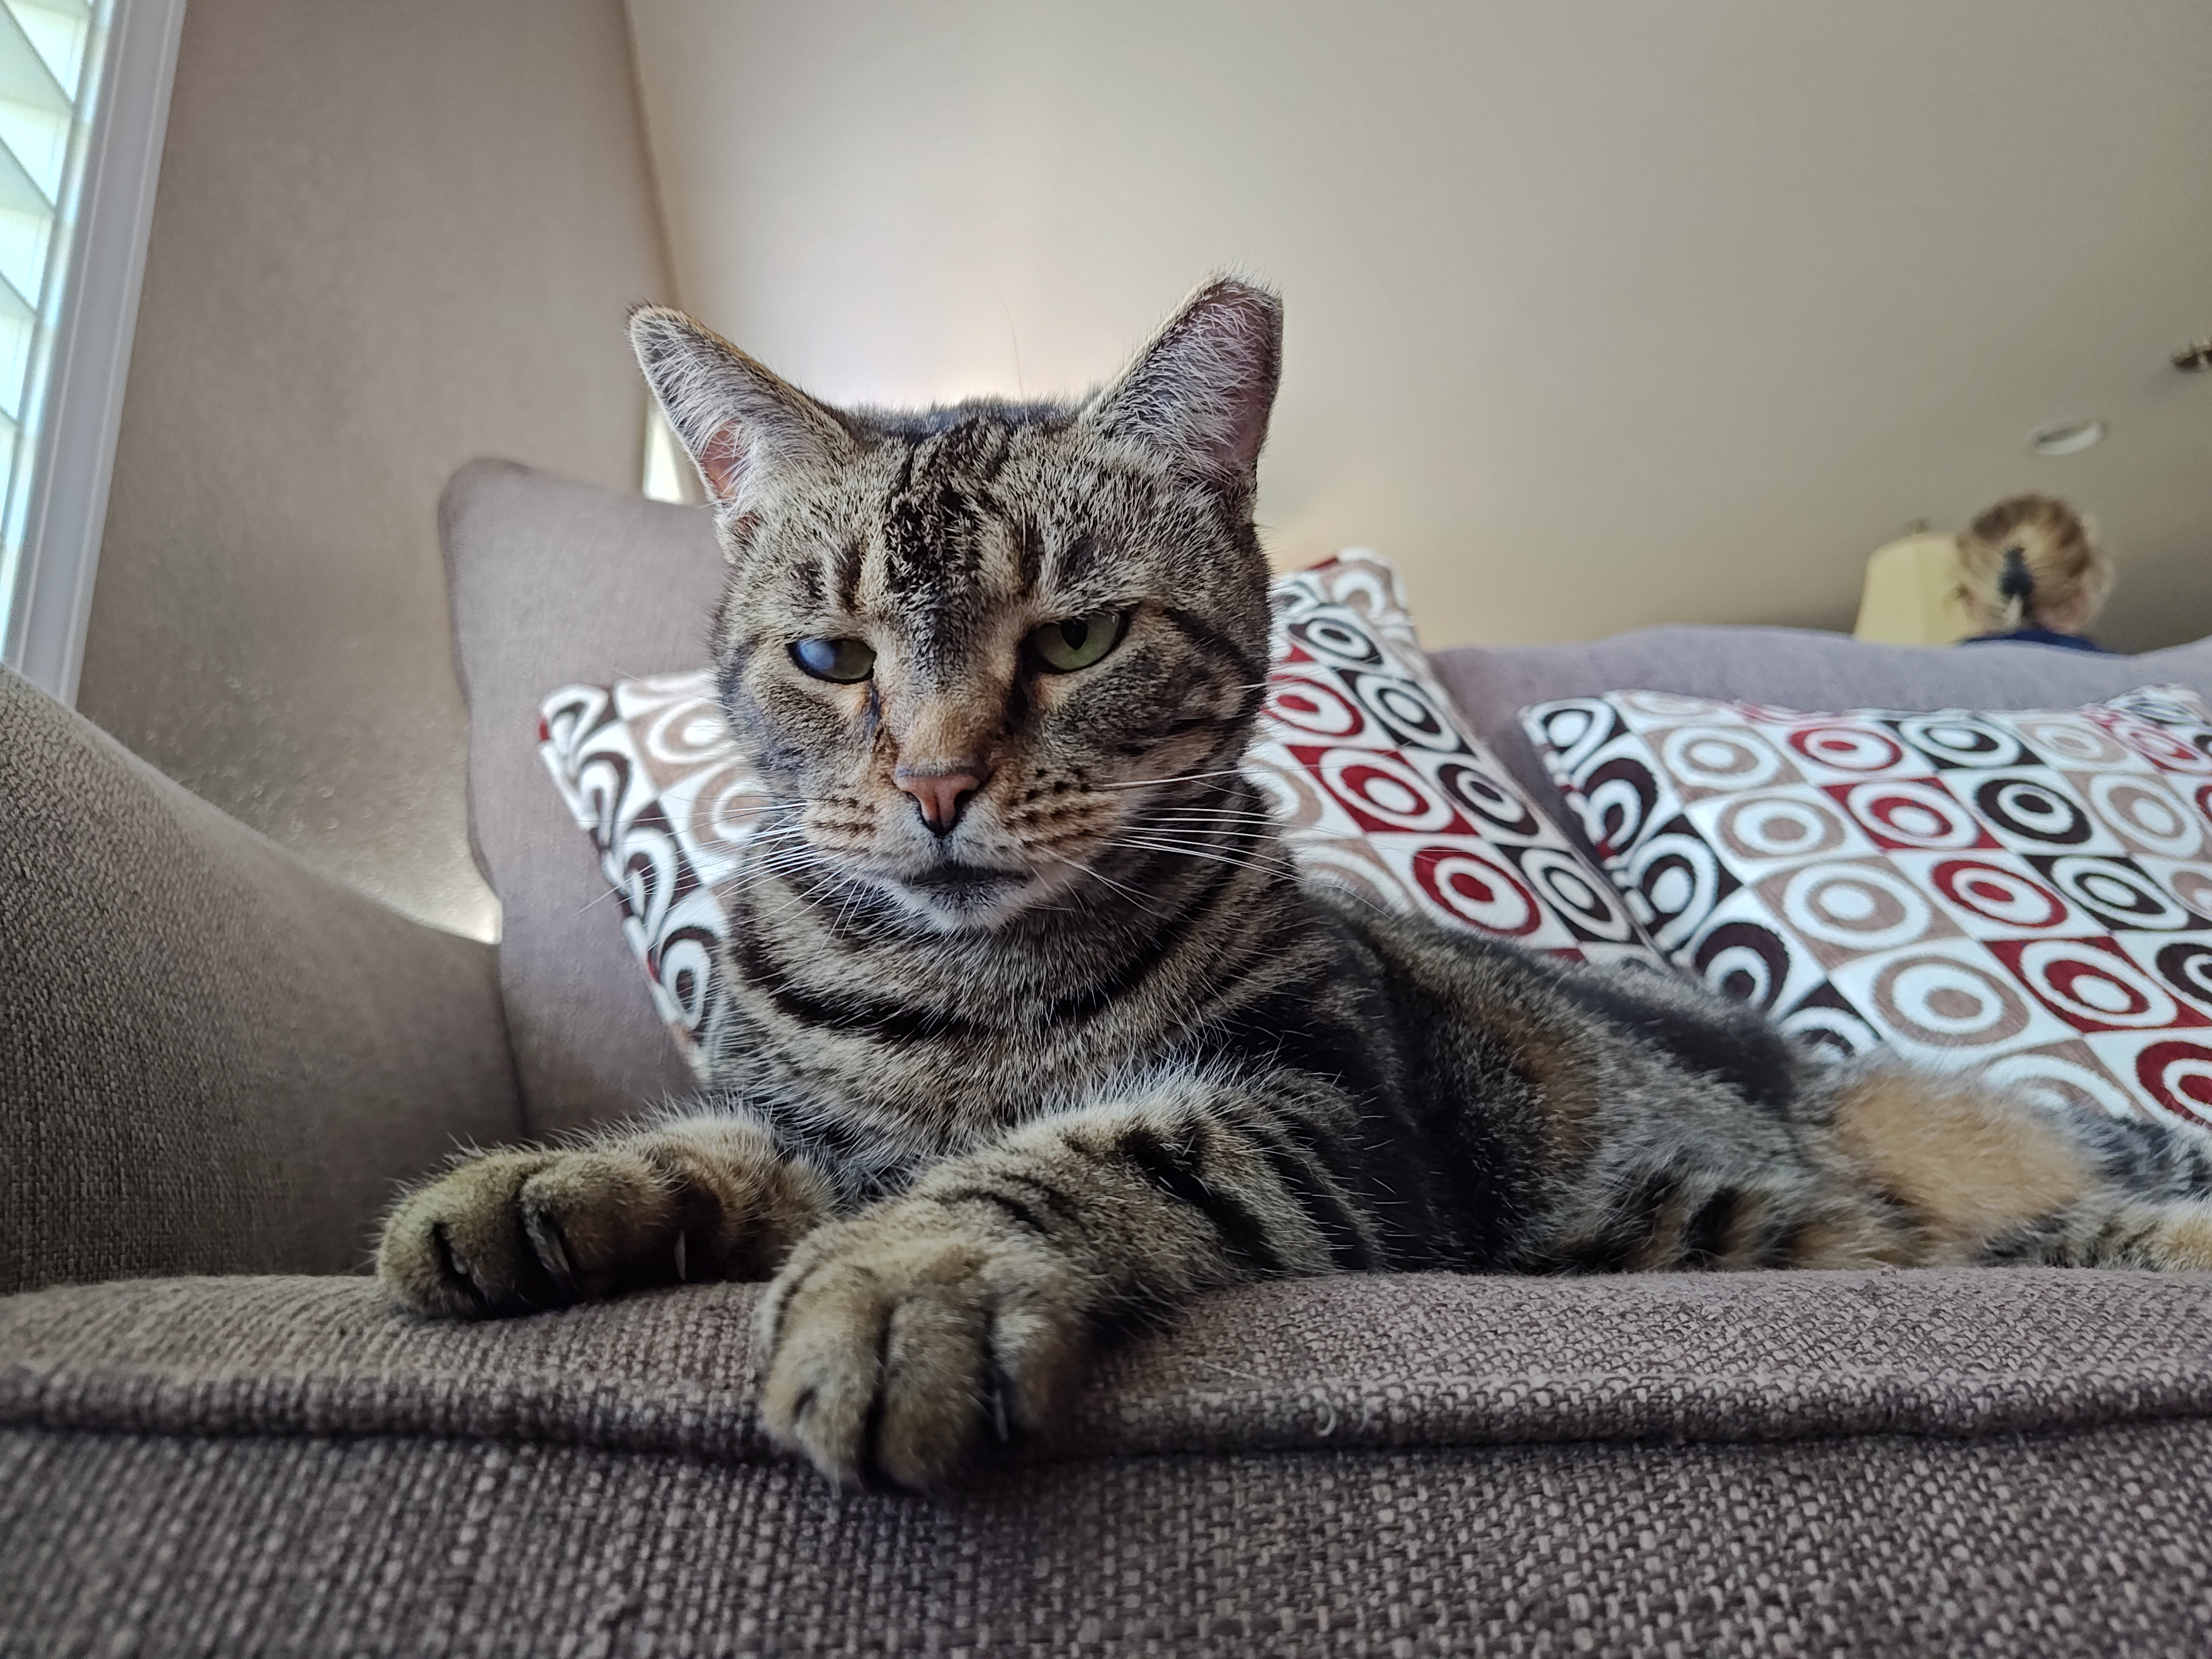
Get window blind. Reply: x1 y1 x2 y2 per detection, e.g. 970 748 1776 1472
0 0 108 635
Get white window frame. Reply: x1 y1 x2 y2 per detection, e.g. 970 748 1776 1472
1 0 185 705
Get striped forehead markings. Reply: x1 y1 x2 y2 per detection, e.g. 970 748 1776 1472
1049 530 1100 594
1162 606 1263 683
813 415 1189 645
830 535 865 615
1015 517 1044 596
883 430 987 596
867 421 1054 663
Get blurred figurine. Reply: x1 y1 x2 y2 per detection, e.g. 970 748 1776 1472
1954 493 2114 652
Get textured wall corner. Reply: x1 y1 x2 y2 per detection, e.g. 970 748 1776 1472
76 0 676 939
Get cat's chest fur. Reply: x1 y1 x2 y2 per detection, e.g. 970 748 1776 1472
705 861 1303 1188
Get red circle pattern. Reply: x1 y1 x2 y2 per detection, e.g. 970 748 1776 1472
1411 845 1542 936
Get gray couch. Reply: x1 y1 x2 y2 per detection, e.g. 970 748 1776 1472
7 461 2212 1655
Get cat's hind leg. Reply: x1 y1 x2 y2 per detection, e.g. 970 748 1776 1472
1820 1062 2212 1270
376 1112 831 1317
1974 1099 2212 1268
1979 1196 2212 1270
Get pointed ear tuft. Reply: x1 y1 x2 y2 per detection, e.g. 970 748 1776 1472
627 306 851 505
1085 276 1283 487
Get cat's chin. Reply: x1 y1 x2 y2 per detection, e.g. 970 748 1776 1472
877 860 1049 934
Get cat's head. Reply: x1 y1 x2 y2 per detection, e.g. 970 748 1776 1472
630 278 1282 933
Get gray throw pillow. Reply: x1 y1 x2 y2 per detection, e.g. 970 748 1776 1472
442 460 722 1134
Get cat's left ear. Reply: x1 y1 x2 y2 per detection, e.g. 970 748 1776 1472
1084 275 1282 490
628 306 852 508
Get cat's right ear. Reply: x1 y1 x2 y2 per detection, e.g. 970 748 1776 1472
628 307 852 508
1083 276 1283 491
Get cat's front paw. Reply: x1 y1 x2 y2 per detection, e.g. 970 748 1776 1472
377 1148 686 1318
755 1204 1091 1489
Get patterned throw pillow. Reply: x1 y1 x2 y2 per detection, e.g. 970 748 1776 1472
1251 554 1660 966
537 670 771 1066
1524 687 2212 1129
538 551 1660 1070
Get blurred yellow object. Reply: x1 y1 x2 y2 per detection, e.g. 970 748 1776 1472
1853 532 1978 645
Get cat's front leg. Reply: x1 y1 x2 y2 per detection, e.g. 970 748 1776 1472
756 1083 1371 1489
376 1113 831 1317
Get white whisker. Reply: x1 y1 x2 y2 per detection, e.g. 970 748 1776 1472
1102 835 1304 879
1140 809 1283 826
1101 766 1254 792
1042 851 1170 916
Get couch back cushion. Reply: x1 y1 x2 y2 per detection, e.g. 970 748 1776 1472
1433 628 2212 862
442 461 721 1132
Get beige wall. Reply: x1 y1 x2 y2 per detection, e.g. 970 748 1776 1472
628 0 2212 655
79 0 673 939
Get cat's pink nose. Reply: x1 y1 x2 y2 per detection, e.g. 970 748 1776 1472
895 769 982 835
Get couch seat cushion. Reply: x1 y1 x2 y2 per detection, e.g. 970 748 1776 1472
6 1269 2212 1464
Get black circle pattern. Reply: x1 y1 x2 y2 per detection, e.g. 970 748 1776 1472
1287 616 1385 668
1434 761 1542 838
1973 777 2093 845
2155 941 2212 1009
1693 920 1793 1011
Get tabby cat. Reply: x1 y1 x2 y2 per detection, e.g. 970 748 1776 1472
379 278 2212 1490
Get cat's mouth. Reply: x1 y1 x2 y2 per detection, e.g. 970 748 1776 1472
901 859 1027 895
892 859 1034 914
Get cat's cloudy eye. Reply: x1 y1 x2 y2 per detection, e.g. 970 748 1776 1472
1026 609 1126 673
790 637 875 682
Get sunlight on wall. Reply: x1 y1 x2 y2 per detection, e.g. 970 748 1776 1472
626 0 2212 654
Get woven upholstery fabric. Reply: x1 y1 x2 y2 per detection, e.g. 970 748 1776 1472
7 1270 2212 1460
1523 686 2212 1126
536 550 1660 1069
442 460 722 1133
0 668 523 1294
6 1270 2212 1654
9 1424 2212 1656
1430 625 2212 867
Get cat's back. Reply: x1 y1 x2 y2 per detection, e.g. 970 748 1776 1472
1314 887 1820 1127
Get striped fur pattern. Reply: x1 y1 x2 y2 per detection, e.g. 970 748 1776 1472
378 278 2212 1489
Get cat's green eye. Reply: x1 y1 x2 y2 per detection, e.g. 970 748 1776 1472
790 637 876 683
1025 609 1127 674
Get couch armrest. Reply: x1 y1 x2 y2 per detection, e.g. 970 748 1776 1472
1 669 525 1293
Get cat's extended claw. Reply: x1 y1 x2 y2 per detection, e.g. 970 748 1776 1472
377 1148 680 1318
754 1206 1089 1489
